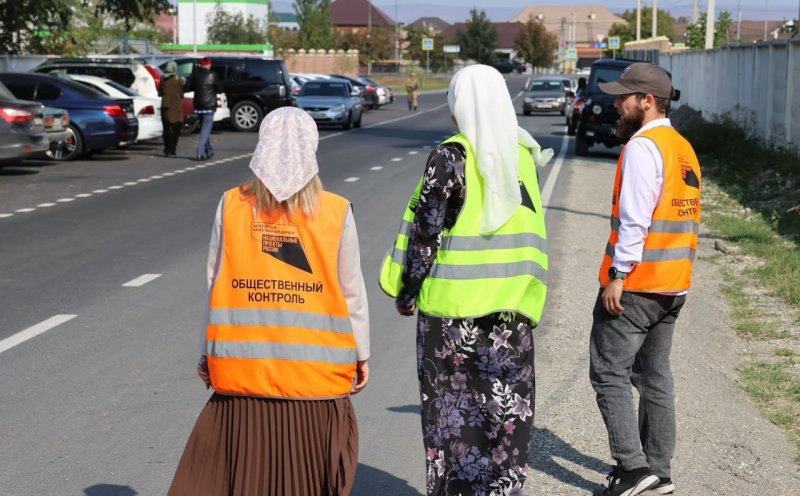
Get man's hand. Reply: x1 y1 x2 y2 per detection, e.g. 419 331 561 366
396 301 416 316
197 355 211 389
351 360 369 394
602 279 625 316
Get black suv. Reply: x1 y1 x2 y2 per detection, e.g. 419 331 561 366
575 59 679 156
164 56 292 132
490 59 525 74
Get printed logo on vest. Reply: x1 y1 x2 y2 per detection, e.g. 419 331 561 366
519 181 536 213
252 222 313 274
680 162 700 189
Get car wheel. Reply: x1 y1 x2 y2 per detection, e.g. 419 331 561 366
523 109 531 116
575 133 590 156
342 111 353 131
353 111 362 128
232 101 263 132
46 124 82 161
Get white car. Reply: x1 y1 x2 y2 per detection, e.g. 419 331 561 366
66 74 163 142
185 91 230 124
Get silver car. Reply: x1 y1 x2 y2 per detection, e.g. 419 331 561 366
296 79 363 130
522 76 572 116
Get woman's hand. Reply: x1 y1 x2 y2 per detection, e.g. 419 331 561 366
351 360 369 395
197 355 211 389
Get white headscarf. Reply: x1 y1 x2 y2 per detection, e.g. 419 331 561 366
249 107 319 201
448 64 554 234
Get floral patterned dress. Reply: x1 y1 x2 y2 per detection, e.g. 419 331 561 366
397 143 536 496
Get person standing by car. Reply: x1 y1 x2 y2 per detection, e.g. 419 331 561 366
405 71 419 111
168 107 370 496
589 63 701 496
185 57 222 160
158 61 184 157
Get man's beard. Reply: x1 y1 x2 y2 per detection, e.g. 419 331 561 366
615 106 644 139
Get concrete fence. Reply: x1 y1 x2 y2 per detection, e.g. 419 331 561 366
660 39 800 149
279 49 360 77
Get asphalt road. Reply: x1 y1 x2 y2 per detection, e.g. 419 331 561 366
0 75 574 496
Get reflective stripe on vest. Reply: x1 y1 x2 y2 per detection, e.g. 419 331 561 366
599 126 701 292
379 133 548 323
207 188 356 400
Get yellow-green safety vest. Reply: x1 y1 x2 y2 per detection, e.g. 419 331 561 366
379 133 548 324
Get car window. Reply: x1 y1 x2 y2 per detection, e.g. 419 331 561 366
242 60 282 84
58 78 107 98
3 81 35 100
210 61 233 82
175 62 195 79
301 82 348 98
528 80 564 92
36 82 63 100
590 66 627 89
75 80 106 95
0 81 16 99
53 66 136 88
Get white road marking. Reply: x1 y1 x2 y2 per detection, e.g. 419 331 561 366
75 193 92 198
408 151 419 155
344 177 360 182
541 131 569 212
56 198 74 202
92 189 108 193
122 273 162 287
370 166 383 171
137 178 151 183
123 182 138 186
0 314 77 355
37 203 56 207
16 208 35 213
391 157 402 162
0 213 12 218
162 172 175 176
108 185 123 190
150 175 163 179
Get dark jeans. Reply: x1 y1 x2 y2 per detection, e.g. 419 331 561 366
196 111 214 158
161 112 182 155
589 288 686 478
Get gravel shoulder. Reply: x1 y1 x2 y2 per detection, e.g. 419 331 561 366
524 154 800 495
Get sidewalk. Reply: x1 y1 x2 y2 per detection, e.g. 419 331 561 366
524 155 800 494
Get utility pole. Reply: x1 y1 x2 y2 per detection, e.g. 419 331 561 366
705 0 716 49
764 0 769 41
367 0 372 76
636 0 641 41
394 0 399 73
737 0 742 40
692 0 700 23
652 0 658 38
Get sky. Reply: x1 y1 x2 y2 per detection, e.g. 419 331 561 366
267 1 800 24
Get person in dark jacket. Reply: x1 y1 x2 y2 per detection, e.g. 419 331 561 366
185 57 223 161
158 61 184 157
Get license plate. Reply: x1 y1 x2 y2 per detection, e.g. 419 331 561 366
308 111 325 118
34 117 43 127
535 103 552 109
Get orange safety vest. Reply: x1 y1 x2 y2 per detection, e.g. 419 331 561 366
206 187 357 399
599 126 701 292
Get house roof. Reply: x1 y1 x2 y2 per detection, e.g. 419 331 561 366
510 5 623 44
407 17 451 33
273 12 298 23
440 22 525 50
673 19 791 44
331 0 394 27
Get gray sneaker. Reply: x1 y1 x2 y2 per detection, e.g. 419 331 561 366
595 467 660 496
652 478 675 494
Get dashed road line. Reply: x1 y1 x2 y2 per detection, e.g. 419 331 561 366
391 157 402 162
75 193 92 198
37 203 56 208
122 273 162 287
344 177 360 182
0 213 13 218
92 189 108 193
0 314 78 355
108 185 123 190
370 166 383 171
123 182 138 186
56 198 74 202
16 208 35 213
408 151 419 155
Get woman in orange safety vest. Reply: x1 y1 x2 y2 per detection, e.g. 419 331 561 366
168 106 370 496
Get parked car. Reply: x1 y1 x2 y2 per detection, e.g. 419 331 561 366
66 74 163 141
0 72 138 161
179 92 230 134
296 79 363 130
163 56 292 132
490 59 526 74
574 59 679 156
565 82 586 136
361 77 394 108
34 57 162 99
329 74 374 108
0 82 48 166
521 76 571 116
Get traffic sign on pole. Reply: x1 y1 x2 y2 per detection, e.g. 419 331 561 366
609 37 621 50
422 37 434 51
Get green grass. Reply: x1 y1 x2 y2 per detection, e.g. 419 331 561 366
372 74 451 92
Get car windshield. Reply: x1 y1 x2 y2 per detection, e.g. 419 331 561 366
301 82 348 97
528 80 565 92
105 80 138 96
590 66 627 88
0 81 16 100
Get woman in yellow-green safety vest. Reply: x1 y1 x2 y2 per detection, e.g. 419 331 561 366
379 64 552 496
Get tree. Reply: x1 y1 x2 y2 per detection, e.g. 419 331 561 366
335 25 394 66
404 26 447 72
513 16 557 68
294 0 334 50
686 11 733 49
0 0 74 54
458 8 498 64
607 6 677 47
87 0 171 31
206 3 267 44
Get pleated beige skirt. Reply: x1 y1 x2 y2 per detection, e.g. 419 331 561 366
168 393 358 496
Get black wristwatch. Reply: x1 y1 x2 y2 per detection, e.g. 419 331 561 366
608 267 628 280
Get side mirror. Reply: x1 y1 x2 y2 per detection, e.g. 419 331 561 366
671 89 681 101
578 77 587 90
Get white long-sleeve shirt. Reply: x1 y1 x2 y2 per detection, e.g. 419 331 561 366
201 195 371 360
